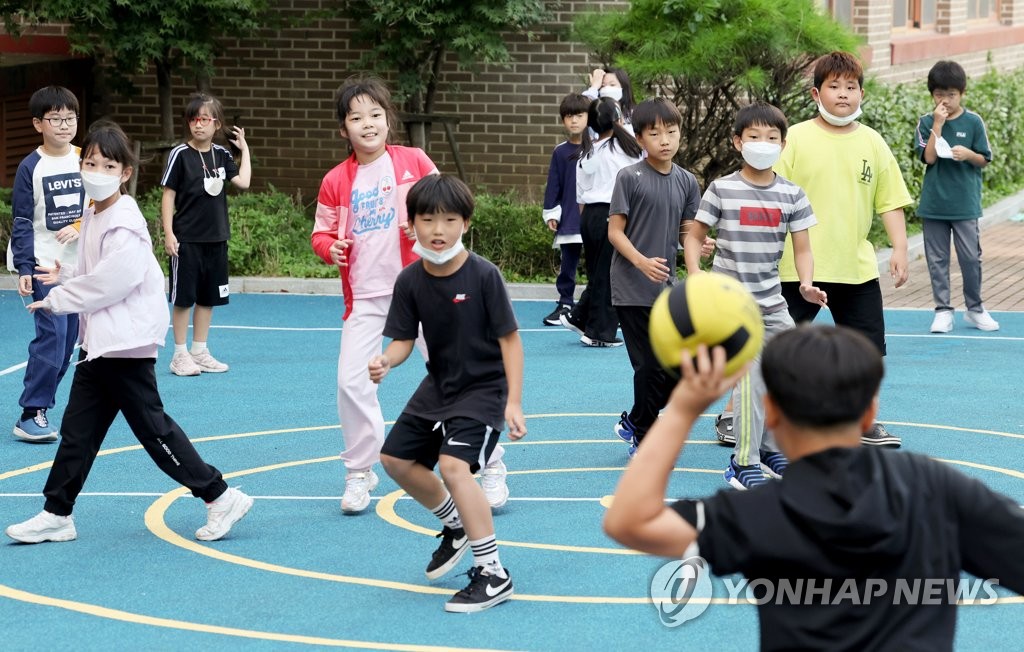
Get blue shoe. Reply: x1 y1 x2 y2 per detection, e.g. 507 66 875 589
13 409 58 443
613 411 636 444
760 450 788 479
627 440 638 459
724 455 767 490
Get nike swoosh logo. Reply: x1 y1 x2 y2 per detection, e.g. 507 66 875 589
485 577 512 597
447 438 471 447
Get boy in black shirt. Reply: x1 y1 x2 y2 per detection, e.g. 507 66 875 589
369 175 526 613
605 325 1024 650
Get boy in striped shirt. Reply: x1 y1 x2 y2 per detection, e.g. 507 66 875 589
684 102 827 489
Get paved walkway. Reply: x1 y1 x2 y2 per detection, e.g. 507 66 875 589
882 218 1024 311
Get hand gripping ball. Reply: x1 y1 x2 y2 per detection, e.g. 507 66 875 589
649 272 765 376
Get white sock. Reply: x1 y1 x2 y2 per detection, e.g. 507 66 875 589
470 535 506 578
191 341 208 355
175 344 188 355
430 494 462 530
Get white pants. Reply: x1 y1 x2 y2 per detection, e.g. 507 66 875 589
337 294 505 472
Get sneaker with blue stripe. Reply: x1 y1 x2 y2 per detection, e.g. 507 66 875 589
613 411 636 444
724 455 768 490
759 450 788 479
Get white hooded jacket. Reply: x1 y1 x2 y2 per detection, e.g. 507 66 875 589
43 195 169 360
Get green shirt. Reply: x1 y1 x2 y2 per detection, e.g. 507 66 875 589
914 109 992 221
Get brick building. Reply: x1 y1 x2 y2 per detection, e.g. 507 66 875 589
4 1 1024 202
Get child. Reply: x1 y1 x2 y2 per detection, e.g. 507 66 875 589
775 51 912 448
541 92 590 326
584 67 636 128
914 60 997 333
160 92 251 377
369 175 526 613
6 123 252 545
8 86 85 443
604 325 1024 650
606 97 701 458
311 76 510 513
685 102 827 489
560 97 644 347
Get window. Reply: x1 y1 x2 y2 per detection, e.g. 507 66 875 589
967 0 999 21
894 1 937 30
828 0 853 25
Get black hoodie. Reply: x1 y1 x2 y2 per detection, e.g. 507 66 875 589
672 447 1024 651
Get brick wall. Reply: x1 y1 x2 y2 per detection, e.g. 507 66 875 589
99 0 628 205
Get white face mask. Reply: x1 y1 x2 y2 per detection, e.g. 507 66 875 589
817 101 862 127
203 176 224 196
413 237 465 265
599 86 623 102
934 135 954 159
80 171 122 201
740 142 782 170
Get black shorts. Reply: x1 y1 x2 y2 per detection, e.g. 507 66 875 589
381 414 500 474
169 242 230 308
781 279 886 355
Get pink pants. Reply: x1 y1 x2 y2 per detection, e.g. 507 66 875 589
337 294 505 472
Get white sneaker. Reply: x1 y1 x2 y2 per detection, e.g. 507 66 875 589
191 350 229 373
964 310 1000 331
341 470 379 513
481 459 510 509
6 511 77 543
195 487 253 541
170 351 202 376
930 310 954 333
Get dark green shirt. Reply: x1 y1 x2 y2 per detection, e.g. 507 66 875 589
914 109 992 221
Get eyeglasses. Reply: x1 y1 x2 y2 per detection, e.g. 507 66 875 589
189 116 218 126
41 115 78 127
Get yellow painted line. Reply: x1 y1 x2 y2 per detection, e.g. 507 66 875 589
0 582 517 650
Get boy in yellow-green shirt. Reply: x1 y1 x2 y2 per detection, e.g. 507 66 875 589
774 51 912 448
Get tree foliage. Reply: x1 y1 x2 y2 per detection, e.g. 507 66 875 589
574 0 860 185
2 0 268 140
342 0 550 135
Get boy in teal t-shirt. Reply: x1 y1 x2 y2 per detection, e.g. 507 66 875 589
914 60 997 333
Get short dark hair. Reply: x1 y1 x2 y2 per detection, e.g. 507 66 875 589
559 92 591 118
812 51 864 89
762 325 884 428
80 121 139 170
733 102 788 140
334 75 397 131
182 92 229 142
406 175 474 221
631 97 682 135
927 60 968 94
29 86 79 119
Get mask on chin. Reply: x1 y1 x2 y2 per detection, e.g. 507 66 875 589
817 101 862 127
80 171 122 201
413 237 465 265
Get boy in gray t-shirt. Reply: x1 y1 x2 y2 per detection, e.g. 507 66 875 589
685 102 825 490
607 98 703 458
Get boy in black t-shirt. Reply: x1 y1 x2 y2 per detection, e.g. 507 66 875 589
368 175 526 613
604 325 1024 650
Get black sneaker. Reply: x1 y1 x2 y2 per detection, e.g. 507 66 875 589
425 526 468 580
444 566 514 613
558 310 585 336
580 335 624 348
861 423 901 448
715 413 735 446
543 303 572 326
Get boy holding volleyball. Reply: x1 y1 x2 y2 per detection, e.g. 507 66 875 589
368 175 526 613
685 102 826 490
605 325 1024 649
606 97 703 458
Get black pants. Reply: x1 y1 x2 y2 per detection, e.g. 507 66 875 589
43 354 227 516
781 279 886 355
617 305 676 442
579 203 619 342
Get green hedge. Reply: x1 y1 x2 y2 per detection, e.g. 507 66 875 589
4 67 1024 283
